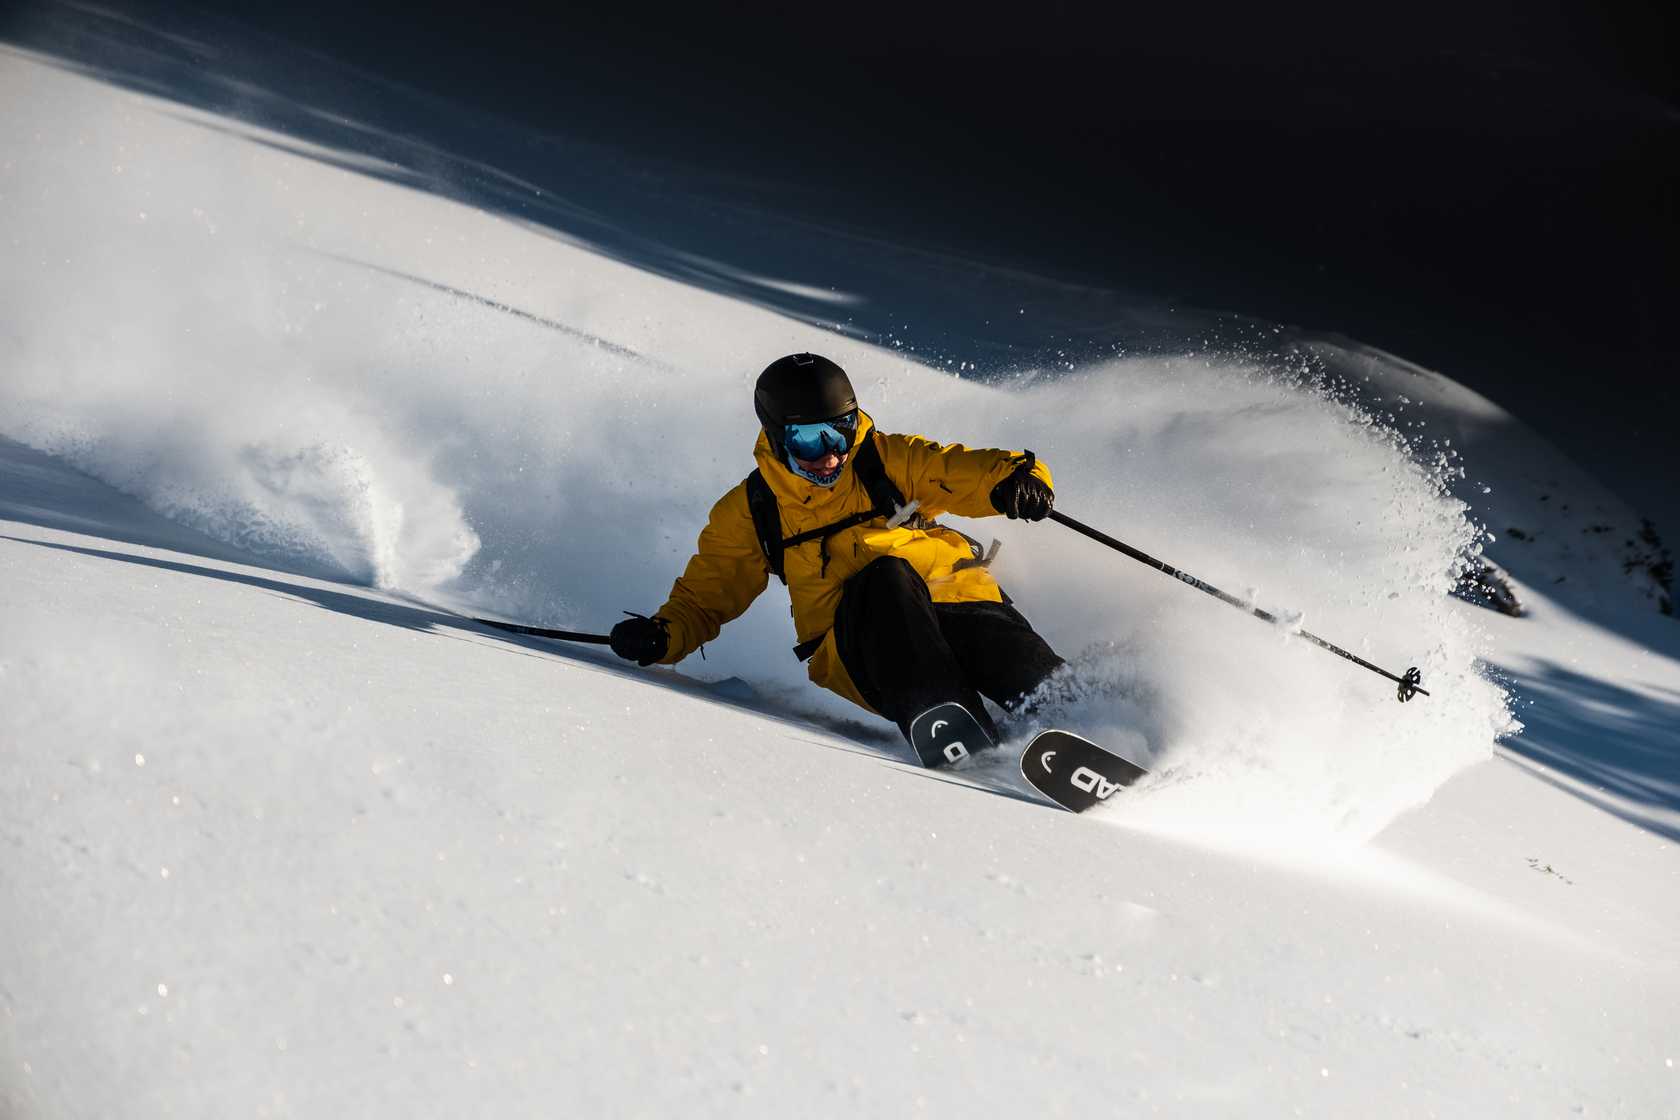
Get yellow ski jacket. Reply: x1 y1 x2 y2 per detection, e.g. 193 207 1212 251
652 411 1053 712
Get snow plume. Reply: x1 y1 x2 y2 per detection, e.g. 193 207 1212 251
0 57 478 588
5 382 478 589
0 51 1510 842
899 360 1515 846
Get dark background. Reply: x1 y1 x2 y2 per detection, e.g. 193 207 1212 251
9 0 1677 528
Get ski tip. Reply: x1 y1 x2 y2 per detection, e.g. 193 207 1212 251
1019 729 1148 813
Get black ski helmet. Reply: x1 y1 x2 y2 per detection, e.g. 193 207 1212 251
754 353 858 455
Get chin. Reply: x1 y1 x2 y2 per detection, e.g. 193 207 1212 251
788 454 848 486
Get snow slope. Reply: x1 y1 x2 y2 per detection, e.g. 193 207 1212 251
5 439 1678 1118
0 46 1510 844
2 38 1678 1119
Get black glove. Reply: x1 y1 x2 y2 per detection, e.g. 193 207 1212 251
609 614 669 666
990 454 1054 521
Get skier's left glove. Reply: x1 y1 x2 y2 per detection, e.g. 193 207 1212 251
990 455 1054 521
610 613 670 666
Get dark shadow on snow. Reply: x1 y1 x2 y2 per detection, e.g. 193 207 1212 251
2 532 461 636
1495 659 1680 843
308 252 656 363
0 435 339 582
4 530 1020 798
0 11 1185 374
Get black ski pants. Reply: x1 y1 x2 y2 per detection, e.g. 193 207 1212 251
834 556 1064 740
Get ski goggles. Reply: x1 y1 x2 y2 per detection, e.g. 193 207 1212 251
783 410 859 461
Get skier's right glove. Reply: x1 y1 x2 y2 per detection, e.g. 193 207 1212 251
609 614 669 666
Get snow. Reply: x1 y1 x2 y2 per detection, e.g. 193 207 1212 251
0 47 1512 844
2 38 1678 1120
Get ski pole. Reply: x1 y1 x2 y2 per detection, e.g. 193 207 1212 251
472 617 611 645
1047 510 1428 702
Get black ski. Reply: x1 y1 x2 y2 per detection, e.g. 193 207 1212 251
907 702 994 768
1020 730 1148 812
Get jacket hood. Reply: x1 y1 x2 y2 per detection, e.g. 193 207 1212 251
753 409 878 511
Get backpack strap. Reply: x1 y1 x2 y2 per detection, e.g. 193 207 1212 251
743 467 785 583
850 432 904 521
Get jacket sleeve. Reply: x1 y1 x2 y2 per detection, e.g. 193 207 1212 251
652 482 771 663
878 432 1055 520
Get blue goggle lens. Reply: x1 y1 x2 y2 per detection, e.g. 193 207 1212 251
783 412 858 461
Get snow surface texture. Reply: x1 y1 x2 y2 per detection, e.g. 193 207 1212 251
2 39 1677 1120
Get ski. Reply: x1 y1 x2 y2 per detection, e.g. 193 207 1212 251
907 702 994 768
1020 730 1148 812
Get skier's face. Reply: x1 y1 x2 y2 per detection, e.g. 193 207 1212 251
787 446 848 486
793 448 848 473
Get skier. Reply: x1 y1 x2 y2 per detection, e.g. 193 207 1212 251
608 352 1063 743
